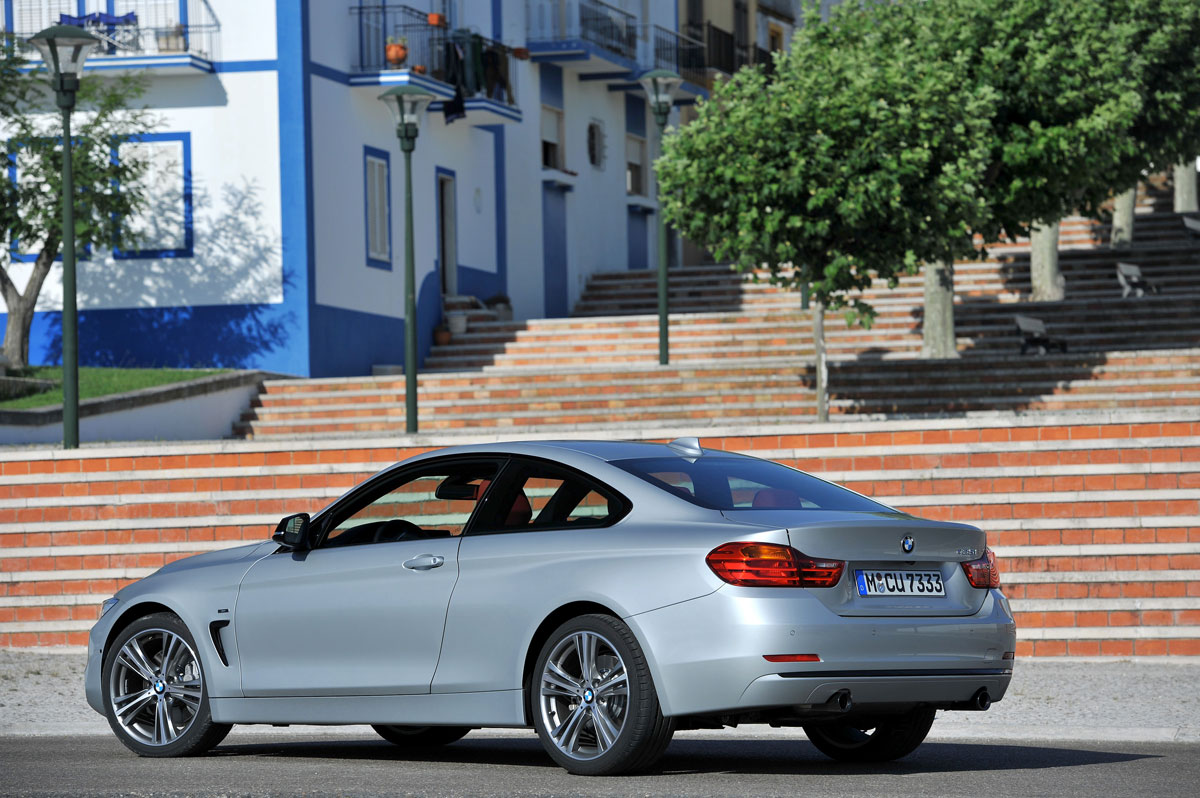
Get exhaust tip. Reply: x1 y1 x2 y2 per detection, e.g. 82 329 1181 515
974 689 991 711
834 689 853 712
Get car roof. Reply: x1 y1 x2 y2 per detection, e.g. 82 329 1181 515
435 439 755 463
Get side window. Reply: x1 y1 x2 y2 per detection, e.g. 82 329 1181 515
476 462 625 533
322 461 498 548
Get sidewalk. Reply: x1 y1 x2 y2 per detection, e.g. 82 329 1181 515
2 649 1197 742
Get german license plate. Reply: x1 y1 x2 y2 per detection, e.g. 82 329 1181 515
856 570 945 597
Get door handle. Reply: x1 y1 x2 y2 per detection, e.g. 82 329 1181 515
403 554 445 571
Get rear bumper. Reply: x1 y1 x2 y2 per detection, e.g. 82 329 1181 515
627 586 1016 718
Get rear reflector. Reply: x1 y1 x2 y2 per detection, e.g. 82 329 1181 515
962 548 1001 589
763 654 821 663
706 542 845 588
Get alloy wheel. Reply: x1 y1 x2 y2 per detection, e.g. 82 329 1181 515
107 628 204 747
537 630 630 761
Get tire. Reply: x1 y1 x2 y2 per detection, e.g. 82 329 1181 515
371 725 470 747
529 614 674 776
102 612 231 757
803 706 936 763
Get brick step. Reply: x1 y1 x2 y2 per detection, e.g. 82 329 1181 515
254 365 1200 413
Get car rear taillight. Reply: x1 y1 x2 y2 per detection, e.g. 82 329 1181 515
706 542 845 588
961 548 1001 589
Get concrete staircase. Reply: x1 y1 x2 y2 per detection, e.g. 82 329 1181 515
2 411 1197 657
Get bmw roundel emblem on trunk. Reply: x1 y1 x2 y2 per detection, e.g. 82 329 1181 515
901 535 915 553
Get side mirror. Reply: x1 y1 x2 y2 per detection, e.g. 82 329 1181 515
273 512 312 550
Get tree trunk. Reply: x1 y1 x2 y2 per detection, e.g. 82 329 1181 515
1030 221 1064 301
1111 187 1136 249
1175 159 1198 213
921 258 959 359
813 298 828 422
0 238 60 368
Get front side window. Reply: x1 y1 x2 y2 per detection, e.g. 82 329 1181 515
321 460 499 548
473 461 626 533
611 456 892 513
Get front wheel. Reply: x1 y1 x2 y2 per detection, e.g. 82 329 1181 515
530 614 674 776
102 612 231 757
371 725 470 747
803 706 936 762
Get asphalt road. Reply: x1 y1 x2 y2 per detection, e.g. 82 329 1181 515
2 732 1197 798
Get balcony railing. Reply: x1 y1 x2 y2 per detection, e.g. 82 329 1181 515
9 0 219 61
705 22 734 76
352 6 518 105
651 25 705 88
526 0 637 63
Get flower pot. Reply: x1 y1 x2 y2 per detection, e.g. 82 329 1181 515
385 43 408 67
411 64 427 75
512 47 530 60
428 12 447 27
446 313 469 335
433 328 452 346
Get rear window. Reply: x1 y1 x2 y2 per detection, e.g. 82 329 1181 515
610 456 891 513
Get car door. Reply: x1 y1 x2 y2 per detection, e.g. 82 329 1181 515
234 457 502 697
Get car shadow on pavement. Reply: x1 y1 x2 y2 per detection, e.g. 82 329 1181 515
208 737 1160 776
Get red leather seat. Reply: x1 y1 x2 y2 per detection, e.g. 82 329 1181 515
474 480 533 526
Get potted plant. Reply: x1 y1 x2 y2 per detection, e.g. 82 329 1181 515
385 36 408 68
411 64 427 75
428 12 447 27
433 323 451 346
484 293 513 321
512 47 530 60
447 312 469 335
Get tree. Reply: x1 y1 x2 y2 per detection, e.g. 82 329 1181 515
657 1 997 416
0 41 157 367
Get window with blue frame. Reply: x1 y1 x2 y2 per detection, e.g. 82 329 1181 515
113 131 193 259
364 146 392 270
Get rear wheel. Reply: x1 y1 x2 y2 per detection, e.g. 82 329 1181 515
530 614 674 776
102 612 231 757
803 706 936 762
371 725 470 747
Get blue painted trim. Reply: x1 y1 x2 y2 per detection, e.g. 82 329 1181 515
76 0 86 18
527 39 639 72
363 145 392 271
112 131 194 260
625 93 646 137
491 0 502 40
540 63 563 109
274 0 315 376
478 125 507 293
3 0 13 33
627 203 655 215
212 59 280 73
428 96 523 124
310 60 351 85
579 71 632 81
434 165 457 294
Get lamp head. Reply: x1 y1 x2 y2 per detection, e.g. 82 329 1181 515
28 25 100 80
379 84 437 141
638 68 683 115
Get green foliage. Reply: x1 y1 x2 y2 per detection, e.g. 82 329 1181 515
0 366 226 410
0 40 159 266
657 0 1200 323
659 1 997 325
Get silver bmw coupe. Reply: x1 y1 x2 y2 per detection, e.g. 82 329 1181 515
85 438 1016 775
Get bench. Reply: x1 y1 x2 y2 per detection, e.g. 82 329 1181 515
1184 215 1200 237
1014 314 1067 355
1116 262 1158 298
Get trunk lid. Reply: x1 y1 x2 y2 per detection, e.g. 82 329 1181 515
721 510 989 616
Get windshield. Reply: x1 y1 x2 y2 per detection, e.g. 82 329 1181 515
611 456 893 513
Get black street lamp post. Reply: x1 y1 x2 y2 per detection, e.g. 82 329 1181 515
637 69 683 366
379 84 435 434
28 25 100 450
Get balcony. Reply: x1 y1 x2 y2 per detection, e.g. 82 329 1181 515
526 0 638 72
8 1 220 75
650 25 705 90
351 5 521 125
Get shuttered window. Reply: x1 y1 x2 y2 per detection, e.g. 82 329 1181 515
364 149 391 267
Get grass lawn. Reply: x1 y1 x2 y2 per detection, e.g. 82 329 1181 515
0 367 228 410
